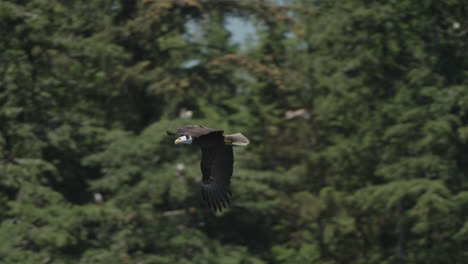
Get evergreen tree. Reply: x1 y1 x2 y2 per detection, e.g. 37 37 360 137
1 0 468 263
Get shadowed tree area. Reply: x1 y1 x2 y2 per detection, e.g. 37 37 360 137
1 0 468 263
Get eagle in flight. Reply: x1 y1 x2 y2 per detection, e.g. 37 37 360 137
167 125 249 212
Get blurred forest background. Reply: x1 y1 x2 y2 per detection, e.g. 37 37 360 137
2 0 468 263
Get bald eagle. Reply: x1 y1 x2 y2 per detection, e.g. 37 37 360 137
167 125 249 212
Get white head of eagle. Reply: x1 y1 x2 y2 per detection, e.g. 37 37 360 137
175 135 193 144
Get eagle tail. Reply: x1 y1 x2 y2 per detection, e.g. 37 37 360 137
225 133 249 146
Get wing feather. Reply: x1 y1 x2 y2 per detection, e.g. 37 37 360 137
200 145 233 212
168 125 223 138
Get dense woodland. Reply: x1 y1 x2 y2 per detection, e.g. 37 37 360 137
2 0 468 263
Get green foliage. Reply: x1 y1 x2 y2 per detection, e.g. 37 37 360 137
1 0 468 263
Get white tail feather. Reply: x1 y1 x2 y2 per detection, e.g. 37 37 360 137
225 133 249 146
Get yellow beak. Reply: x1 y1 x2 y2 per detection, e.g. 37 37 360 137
175 138 181 144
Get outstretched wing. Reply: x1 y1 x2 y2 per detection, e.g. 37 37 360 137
167 125 222 138
200 145 233 212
